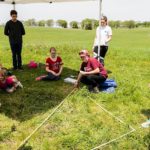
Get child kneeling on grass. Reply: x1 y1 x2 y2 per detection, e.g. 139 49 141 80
0 69 23 93
74 50 108 93
36 47 63 81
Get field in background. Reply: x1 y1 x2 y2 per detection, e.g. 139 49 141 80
0 27 150 150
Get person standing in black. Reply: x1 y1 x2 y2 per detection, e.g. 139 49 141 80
4 10 25 70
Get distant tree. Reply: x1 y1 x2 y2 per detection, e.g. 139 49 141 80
109 20 120 28
81 18 92 30
0 23 5 27
70 21 79 29
114 20 121 28
142 21 150 27
57 20 68 28
24 19 37 26
108 21 115 28
46 19 54 27
135 22 140 28
38 20 46 27
136 22 143 28
91 19 99 29
122 20 136 29
81 19 99 30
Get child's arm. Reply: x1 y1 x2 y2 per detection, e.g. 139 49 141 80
45 65 57 75
74 72 83 88
56 64 63 76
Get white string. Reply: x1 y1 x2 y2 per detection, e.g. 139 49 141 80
17 88 137 150
91 129 135 150
89 97 135 130
17 88 77 150
88 96 136 149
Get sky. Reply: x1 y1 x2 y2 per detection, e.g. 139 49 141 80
0 0 150 24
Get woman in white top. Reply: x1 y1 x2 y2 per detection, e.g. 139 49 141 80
93 16 112 66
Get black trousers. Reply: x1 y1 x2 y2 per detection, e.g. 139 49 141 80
10 42 22 69
80 74 106 89
93 46 108 66
42 72 60 81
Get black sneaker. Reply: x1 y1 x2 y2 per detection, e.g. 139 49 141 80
18 67 24 70
88 86 99 94
13 67 18 71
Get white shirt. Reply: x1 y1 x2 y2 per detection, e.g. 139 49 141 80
93 25 112 47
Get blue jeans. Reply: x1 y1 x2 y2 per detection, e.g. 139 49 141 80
42 72 60 81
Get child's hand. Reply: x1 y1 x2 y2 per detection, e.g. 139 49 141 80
74 81 79 88
80 71 87 75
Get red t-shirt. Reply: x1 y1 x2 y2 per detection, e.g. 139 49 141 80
46 56 63 73
0 76 14 89
0 80 7 89
80 58 108 78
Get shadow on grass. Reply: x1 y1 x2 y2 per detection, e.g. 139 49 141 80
0 64 78 122
18 145 32 150
143 133 150 150
141 109 150 119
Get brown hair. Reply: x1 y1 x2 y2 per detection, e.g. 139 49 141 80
50 47 56 52
10 10 17 16
0 69 6 80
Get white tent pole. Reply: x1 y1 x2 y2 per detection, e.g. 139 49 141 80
13 4 15 10
98 0 102 61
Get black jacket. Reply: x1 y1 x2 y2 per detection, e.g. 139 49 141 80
4 20 25 44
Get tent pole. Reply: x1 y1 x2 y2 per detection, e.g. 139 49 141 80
12 1 16 10
98 0 102 61
13 4 15 10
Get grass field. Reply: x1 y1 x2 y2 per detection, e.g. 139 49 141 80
0 27 150 150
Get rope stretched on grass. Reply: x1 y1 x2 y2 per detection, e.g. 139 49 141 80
88 96 136 150
91 129 135 150
89 97 135 130
17 88 77 150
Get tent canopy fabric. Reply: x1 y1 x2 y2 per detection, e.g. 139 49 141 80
0 0 96 4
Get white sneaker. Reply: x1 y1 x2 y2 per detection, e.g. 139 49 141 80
16 81 23 89
141 119 150 128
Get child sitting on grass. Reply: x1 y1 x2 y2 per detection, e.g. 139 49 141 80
36 47 63 81
0 68 23 93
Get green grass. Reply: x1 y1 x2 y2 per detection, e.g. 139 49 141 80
0 27 150 150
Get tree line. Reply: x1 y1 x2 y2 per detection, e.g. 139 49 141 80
4 18 149 30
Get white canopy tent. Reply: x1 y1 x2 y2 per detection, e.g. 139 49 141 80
0 0 97 4
0 0 103 60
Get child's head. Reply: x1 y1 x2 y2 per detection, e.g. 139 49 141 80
79 50 90 62
50 47 56 58
0 70 5 81
100 16 108 26
10 10 17 22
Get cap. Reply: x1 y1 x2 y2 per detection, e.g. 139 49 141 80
79 50 89 57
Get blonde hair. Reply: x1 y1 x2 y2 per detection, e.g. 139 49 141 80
0 70 5 80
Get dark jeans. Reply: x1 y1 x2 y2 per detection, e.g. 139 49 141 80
80 74 106 89
94 46 108 66
42 72 60 81
10 42 22 69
